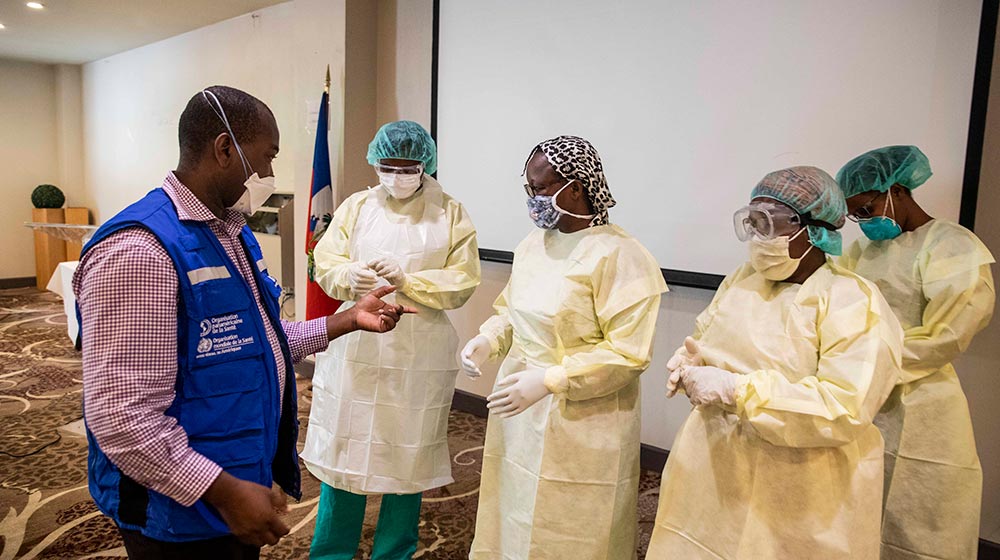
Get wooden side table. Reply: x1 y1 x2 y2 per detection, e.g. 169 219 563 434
32 208 66 290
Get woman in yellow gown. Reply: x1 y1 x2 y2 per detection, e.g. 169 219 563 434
649 166 904 559
460 136 668 559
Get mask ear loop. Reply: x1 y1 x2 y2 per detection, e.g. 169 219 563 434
551 180 596 220
787 226 814 260
202 89 252 179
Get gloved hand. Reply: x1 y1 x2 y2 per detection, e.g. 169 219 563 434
460 335 491 378
348 262 378 296
666 337 703 397
368 257 408 289
678 365 740 407
486 369 551 418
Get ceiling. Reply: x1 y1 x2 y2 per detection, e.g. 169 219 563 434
0 0 288 64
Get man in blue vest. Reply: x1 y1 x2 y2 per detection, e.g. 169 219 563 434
73 85 415 559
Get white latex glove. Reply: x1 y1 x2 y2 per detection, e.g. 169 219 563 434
666 337 703 398
460 335 491 378
368 257 408 289
348 262 378 296
486 369 551 418
678 365 740 407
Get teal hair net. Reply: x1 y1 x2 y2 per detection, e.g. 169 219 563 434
751 166 847 255
835 145 932 198
366 120 438 174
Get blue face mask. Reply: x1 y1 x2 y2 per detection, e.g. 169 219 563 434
858 193 903 240
526 180 594 229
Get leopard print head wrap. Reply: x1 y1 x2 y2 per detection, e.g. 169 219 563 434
525 135 616 227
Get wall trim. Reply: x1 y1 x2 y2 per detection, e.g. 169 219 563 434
981 537 1000 560
0 277 37 289
430 0 440 142
451 388 488 418
960 0 999 230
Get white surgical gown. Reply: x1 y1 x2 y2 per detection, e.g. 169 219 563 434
301 176 480 494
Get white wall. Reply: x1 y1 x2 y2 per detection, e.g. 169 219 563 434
437 0 981 277
0 58 84 280
55 64 84 212
335 0 434 205
80 0 347 322
376 0 433 130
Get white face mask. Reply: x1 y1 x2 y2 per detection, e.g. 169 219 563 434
201 89 278 216
378 171 423 200
749 227 813 281
230 173 277 215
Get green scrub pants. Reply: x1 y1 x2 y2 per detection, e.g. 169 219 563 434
310 483 422 559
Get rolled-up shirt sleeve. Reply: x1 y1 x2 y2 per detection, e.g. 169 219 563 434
75 228 221 507
280 318 330 361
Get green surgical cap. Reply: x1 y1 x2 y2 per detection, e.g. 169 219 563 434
835 145 932 198
751 166 847 255
366 120 437 174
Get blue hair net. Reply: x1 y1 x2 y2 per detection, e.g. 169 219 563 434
366 120 437 174
751 166 847 255
835 145 932 199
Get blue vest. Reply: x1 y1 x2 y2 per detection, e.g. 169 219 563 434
79 188 301 542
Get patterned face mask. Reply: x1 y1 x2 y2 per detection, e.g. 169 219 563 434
525 180 594 229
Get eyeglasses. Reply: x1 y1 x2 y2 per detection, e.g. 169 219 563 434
523 179 573 197
847 193 882 223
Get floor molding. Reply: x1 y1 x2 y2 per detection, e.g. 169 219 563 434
982 538 1000 560
452 388 488 418
640 443 669 473
0 277 37 289
451 389 670 472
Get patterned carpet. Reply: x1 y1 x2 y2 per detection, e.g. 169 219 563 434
0 287 662 559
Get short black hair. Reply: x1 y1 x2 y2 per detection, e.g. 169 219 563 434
178 85 272 162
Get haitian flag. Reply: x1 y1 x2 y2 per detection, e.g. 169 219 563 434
305 76 341 319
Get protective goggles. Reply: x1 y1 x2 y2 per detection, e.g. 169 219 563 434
733 200 806 241
373 161 424 175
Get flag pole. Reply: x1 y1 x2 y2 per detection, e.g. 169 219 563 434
325 64 331 94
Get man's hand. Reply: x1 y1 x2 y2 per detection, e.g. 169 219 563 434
325 286 418 340
203 472 290 547
270 482 289 515
352 285 418 332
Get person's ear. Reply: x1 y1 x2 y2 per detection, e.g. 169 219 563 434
212 134 230 168
212 133 233 168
